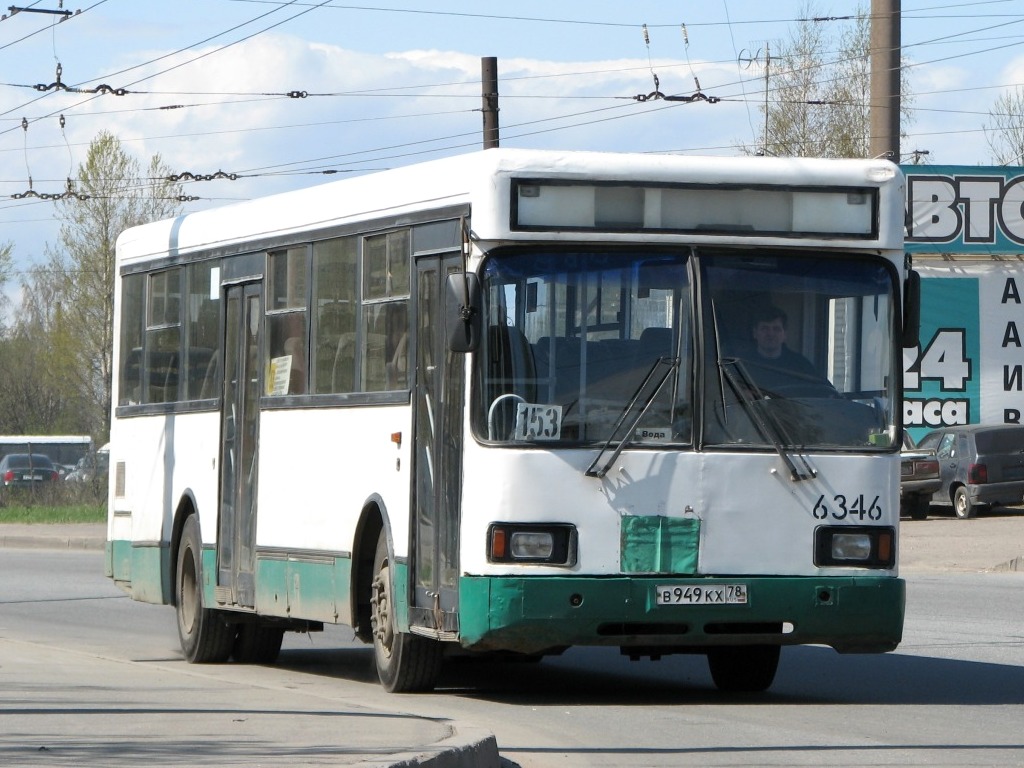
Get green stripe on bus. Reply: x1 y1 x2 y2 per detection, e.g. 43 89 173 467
107 539 171 605
254 556 353 625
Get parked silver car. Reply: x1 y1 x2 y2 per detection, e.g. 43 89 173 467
916 424 1024 518
65 444 109 483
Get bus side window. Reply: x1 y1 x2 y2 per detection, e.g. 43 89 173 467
118 274 146 405
266 314 307 395
185 263 220 400
361 229 410 392
363 301 408 391
145 268 183 404
312 236 358 394
267 246 309 396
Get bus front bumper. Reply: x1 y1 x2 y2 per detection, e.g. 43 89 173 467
458 574 904 655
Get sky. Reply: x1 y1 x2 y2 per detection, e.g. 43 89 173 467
1 0 1022 284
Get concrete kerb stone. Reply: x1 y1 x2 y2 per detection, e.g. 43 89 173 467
993 555 1024 572
0 523 105 551
366 727 500 768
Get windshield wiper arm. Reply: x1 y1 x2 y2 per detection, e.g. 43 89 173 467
585 356 679 479
720 357 815 482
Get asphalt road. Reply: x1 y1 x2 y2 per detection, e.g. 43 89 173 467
1 509 1023 767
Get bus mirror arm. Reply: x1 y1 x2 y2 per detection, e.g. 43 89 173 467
445 273 483 353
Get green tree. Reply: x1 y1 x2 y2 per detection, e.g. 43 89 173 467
985 86 1024 165
743 3 913 158
15 131 182 439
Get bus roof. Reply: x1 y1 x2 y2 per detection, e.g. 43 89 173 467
116 148 905 264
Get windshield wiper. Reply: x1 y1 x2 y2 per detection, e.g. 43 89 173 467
719 357 816 482
585 356 679 478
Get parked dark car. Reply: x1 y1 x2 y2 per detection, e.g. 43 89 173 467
900 432 940 520
0 453 60 487
916 424 1024 518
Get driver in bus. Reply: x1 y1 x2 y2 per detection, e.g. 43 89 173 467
739 305 834 396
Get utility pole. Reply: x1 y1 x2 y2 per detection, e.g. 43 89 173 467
481 57 499 149
869 0 901 161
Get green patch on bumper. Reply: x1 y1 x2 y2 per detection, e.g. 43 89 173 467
459 574 904 655
620 516 700 574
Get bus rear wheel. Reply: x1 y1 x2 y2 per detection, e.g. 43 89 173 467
176 515 236 663
369 530 442 692
706 645 780 692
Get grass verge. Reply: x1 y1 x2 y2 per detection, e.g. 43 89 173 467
0 505 105 524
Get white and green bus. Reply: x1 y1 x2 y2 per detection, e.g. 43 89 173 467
106 149 913 693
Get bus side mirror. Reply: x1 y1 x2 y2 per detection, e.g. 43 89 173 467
902 269 920 349
445 273 482 353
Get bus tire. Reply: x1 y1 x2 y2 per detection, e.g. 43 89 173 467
233 624 285 664
706 645 780 692
176 515 236 663
370 529 442 692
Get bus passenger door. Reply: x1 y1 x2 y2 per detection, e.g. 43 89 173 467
411 253 465 636
217 282 262 609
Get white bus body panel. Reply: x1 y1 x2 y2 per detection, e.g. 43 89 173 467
108 411 221 545
459 444 899 578
255 407 412 556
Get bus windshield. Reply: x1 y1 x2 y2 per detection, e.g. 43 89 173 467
473 249 693 445
704 250 898 451
473 248 898 452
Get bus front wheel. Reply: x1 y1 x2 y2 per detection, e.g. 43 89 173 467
706 645 780 692
176 515 236 663
369 530 442 692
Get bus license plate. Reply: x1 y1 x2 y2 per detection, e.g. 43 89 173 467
655 584 748 606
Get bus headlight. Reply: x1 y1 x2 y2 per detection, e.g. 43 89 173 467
814 526 895 568
488 523 577 565
832 532 872 560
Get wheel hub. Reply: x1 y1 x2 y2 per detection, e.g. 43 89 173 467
370 564 394 657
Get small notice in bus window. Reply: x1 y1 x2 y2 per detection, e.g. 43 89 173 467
514 403 563 441
267 355 292 396
634 427 672 443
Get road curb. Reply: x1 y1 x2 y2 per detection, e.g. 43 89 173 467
371 725 500 768
993 555 1023 572
0 532 104 550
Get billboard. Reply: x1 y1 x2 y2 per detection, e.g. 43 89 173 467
901 165 1024 437
905 165 1024 253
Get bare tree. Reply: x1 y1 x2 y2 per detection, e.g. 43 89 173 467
985 86 1024 165
0 241 12 331
743 3 913 158
15 131 182 439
